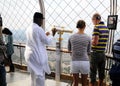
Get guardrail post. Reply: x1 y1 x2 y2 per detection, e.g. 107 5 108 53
19 43 22 66
55 42 62 85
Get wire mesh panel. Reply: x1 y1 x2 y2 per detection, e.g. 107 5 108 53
12 46 26 65
0 0 40 43
0 0 119 44
44 0 110 30
115 3 120 42
0 0 120 84
44 0 111 48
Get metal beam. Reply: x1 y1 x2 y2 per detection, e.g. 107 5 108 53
38 0 45 29
106 0 117 56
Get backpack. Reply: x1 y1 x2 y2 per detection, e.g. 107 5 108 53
112 39 120 59
109 39 120 82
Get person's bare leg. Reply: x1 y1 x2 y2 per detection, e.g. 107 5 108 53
89 83 95 86
81 74 88 86
98 79 104 86
73 73 79 86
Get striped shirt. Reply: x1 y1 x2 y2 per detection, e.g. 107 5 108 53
92 22 109 52
68 33 91 61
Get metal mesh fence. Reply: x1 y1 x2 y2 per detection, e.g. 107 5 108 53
0 0 119 83
115 4 120 42
44 0 112 47
0 0 40 43
0 0 120 45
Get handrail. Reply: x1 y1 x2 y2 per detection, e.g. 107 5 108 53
13 43 71 53
13 43 115 69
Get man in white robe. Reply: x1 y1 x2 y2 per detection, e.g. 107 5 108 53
24 12 53 86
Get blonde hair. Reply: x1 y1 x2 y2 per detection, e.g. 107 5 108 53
92 13 101 20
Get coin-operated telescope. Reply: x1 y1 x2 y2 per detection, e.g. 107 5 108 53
51 25 73 84
52 25 73 36
52 25 73 43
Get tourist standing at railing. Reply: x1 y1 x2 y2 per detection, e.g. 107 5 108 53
0 15 7 86
68 20 91 86
90 13 109 86
24 12 53 86
2 28 14 72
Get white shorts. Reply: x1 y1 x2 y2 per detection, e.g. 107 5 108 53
70 61 90 74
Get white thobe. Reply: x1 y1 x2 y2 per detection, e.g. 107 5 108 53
24 23 53 86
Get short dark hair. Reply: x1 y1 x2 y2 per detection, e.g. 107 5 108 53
34 12 44 19
2 28 12 35
76 20 86 29
33 12 44 26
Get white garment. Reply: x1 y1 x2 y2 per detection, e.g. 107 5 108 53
24 23 53 76
70 61 90 74
31 69 45 86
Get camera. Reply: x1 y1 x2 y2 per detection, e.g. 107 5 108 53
107 15 118 30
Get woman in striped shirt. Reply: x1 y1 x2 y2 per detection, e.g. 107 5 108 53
68 20 91 86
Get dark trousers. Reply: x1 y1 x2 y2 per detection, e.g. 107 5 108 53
0 65 7 86
7 55 14 71
90 51 106 83
112 80 120 86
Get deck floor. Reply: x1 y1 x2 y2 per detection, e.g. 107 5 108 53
7 70 71 86
6 68 110 86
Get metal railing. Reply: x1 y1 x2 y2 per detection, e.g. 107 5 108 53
12 43 116 85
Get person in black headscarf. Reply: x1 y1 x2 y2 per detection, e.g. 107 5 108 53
2 28 14 72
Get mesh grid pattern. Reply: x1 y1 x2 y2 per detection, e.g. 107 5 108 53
0 0 40 43
115 4 120 42
0 0 120 44
44 0 110 34
0 0 119 79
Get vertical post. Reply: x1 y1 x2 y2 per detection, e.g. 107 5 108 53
55 32 62 86
19 43 22 66
105 0 117 85
106 0 117 56
38 0 45 29
0 14 3 37
55 42 61 80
